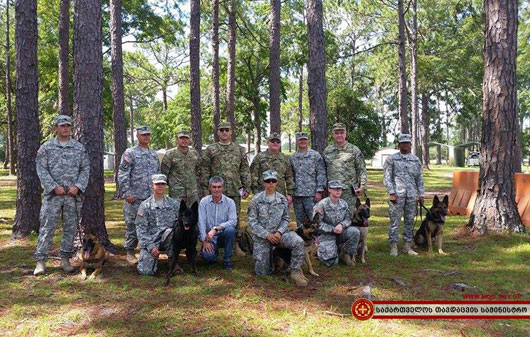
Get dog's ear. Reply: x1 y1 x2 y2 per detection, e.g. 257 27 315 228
179 199 188 212
433 195 440 205
191 201 199 215
303 216 311 225
356 198 361 209
312 212 320 224
365 198 371 207
442 195 449 206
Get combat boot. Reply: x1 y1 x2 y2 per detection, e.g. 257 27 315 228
403 242 418 256
290 269 308 287
126 250 138 264
34 260 46 276
234 242 246 257
390 243 398 257
340 253 354 266
61 257 75 273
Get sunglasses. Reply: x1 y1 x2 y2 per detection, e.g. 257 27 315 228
154 183 166 186
219 128 230 133
269 139 280 144
140 133 151 136
264 179 278 184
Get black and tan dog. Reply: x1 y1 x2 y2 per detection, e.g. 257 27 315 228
272 213 320 277
78 233 106 280
414 195 449 255
166 200 199 286
352 198 370 264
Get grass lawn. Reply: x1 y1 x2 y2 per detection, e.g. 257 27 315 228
1 166 530 336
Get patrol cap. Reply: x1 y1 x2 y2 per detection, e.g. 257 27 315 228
267 132 281 141
332 123 347 132
398 133 412 143
55 115 72 126
177 129 191 138
263 170 278 181
328 180 346 189
136 125 151 135
296 132 308 140
152 174 167 184
217 121 231 129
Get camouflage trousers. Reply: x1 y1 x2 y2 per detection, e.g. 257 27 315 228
137 228 173 276
341 189 359 218
228 195 243 236
388 195 417 243
317 226 360 267
123 199 145 250
34 194 82 260
252 231 304 276
293 196 315 228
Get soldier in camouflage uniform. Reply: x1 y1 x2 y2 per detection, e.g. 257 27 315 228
322 123 367 216
289 132 327 228
247 170 308 287
135 174 180 275
313 180 359 267
34 115 90 276
118 126 161 264
383 134 425 256
250 132 294 204
161 129 201 206
201 121 251 256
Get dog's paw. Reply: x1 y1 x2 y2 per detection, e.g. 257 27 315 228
310 271 319 277
361 259 366 264
438 250 448 255
80 273 87 280
88 274 97 280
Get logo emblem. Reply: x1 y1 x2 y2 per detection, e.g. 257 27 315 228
352 298 374 320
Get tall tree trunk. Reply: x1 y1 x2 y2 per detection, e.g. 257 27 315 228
247 128 251 153
468 0 524 234
436 98 442 165
298 65 303 132
306 0 327 153
12 0 41 238
253 98 261 154
73 0 116 251
226 0 237 139
3 137 8 169
421 91 430 169
190 0 202 153
397 0 409 134
269 0 281 133
58 0 70 116
513 117 522 172
409 0 418 154
381 104 387 147
110 0 127 198
5 0 15 175
212 0 220 142
129 96 134 146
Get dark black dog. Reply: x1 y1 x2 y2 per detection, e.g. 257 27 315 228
165 200 199 285
414 195 449 255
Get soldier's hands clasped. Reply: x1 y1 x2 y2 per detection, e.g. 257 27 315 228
389 194 397 204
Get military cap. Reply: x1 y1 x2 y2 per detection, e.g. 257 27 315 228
332 123 347 131
296 132 309 140
328 180 346 189
177 129 191 138
267 132 281 141
398 133 412 143
152 174 167 184
136 125 151 135
217 121 231 129
262 170 278 181
55 115 72 126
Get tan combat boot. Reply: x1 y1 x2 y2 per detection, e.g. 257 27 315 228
340 253 354 266
390 243 398 257
233 242 246 257
34 260 46 276
61 257 75 273
290 269 308 287
403 242 418 256
126 250 138 264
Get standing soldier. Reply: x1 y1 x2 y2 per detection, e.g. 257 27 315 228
201 121 251 256
322 123 367 215
161 129 201 207
289 132 327 228
383 134 424 256
118 126 160 264
34 115 90 276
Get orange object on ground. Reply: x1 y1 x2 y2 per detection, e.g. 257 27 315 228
448 171 479 216
515 173 530 228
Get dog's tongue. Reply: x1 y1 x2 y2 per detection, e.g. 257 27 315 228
84 251 90 260
184 225 190 230
364 219 369 226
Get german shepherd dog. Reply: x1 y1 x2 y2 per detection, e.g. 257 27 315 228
352 198 370 264
414 195 449 255
272 213 320 277
165 200 199 285
78 234 106 280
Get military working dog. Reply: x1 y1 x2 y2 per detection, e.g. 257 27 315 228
78 233 106 280
166 200 199 285
351 198 370 264
414 195 449 255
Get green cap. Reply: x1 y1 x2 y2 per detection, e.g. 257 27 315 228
296 132 308 140
55 115 72 126
177 129 191 138
136 126 151 135
332 123 347 132
267 132 281 141
218 121 231 129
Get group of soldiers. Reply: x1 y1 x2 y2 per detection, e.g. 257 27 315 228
33 115 426 288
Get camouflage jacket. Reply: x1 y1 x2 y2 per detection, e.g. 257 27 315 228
36 137 90 195
313 197 352 234
383 152 424 197
289 149 327 196
161 147 201 199
135 196 180 252
117 146 160 200
247 191 290 240
250 150 294 196
201 142 251 197
323 142 367 191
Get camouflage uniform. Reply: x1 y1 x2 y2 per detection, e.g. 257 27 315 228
118 145 160 250
383 150 425 244
313 196 358 266
250 150 294 196
290 147 327 227
135 195 180 275
34 136 90 260
247 191 304 275
323 142 367 215
161 146 201 206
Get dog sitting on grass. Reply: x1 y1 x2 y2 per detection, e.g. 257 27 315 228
414 195 449 255
78 234 106 280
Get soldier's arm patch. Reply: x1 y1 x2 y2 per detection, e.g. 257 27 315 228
137 209 144 217
123 154 131 163
386 157 392 163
